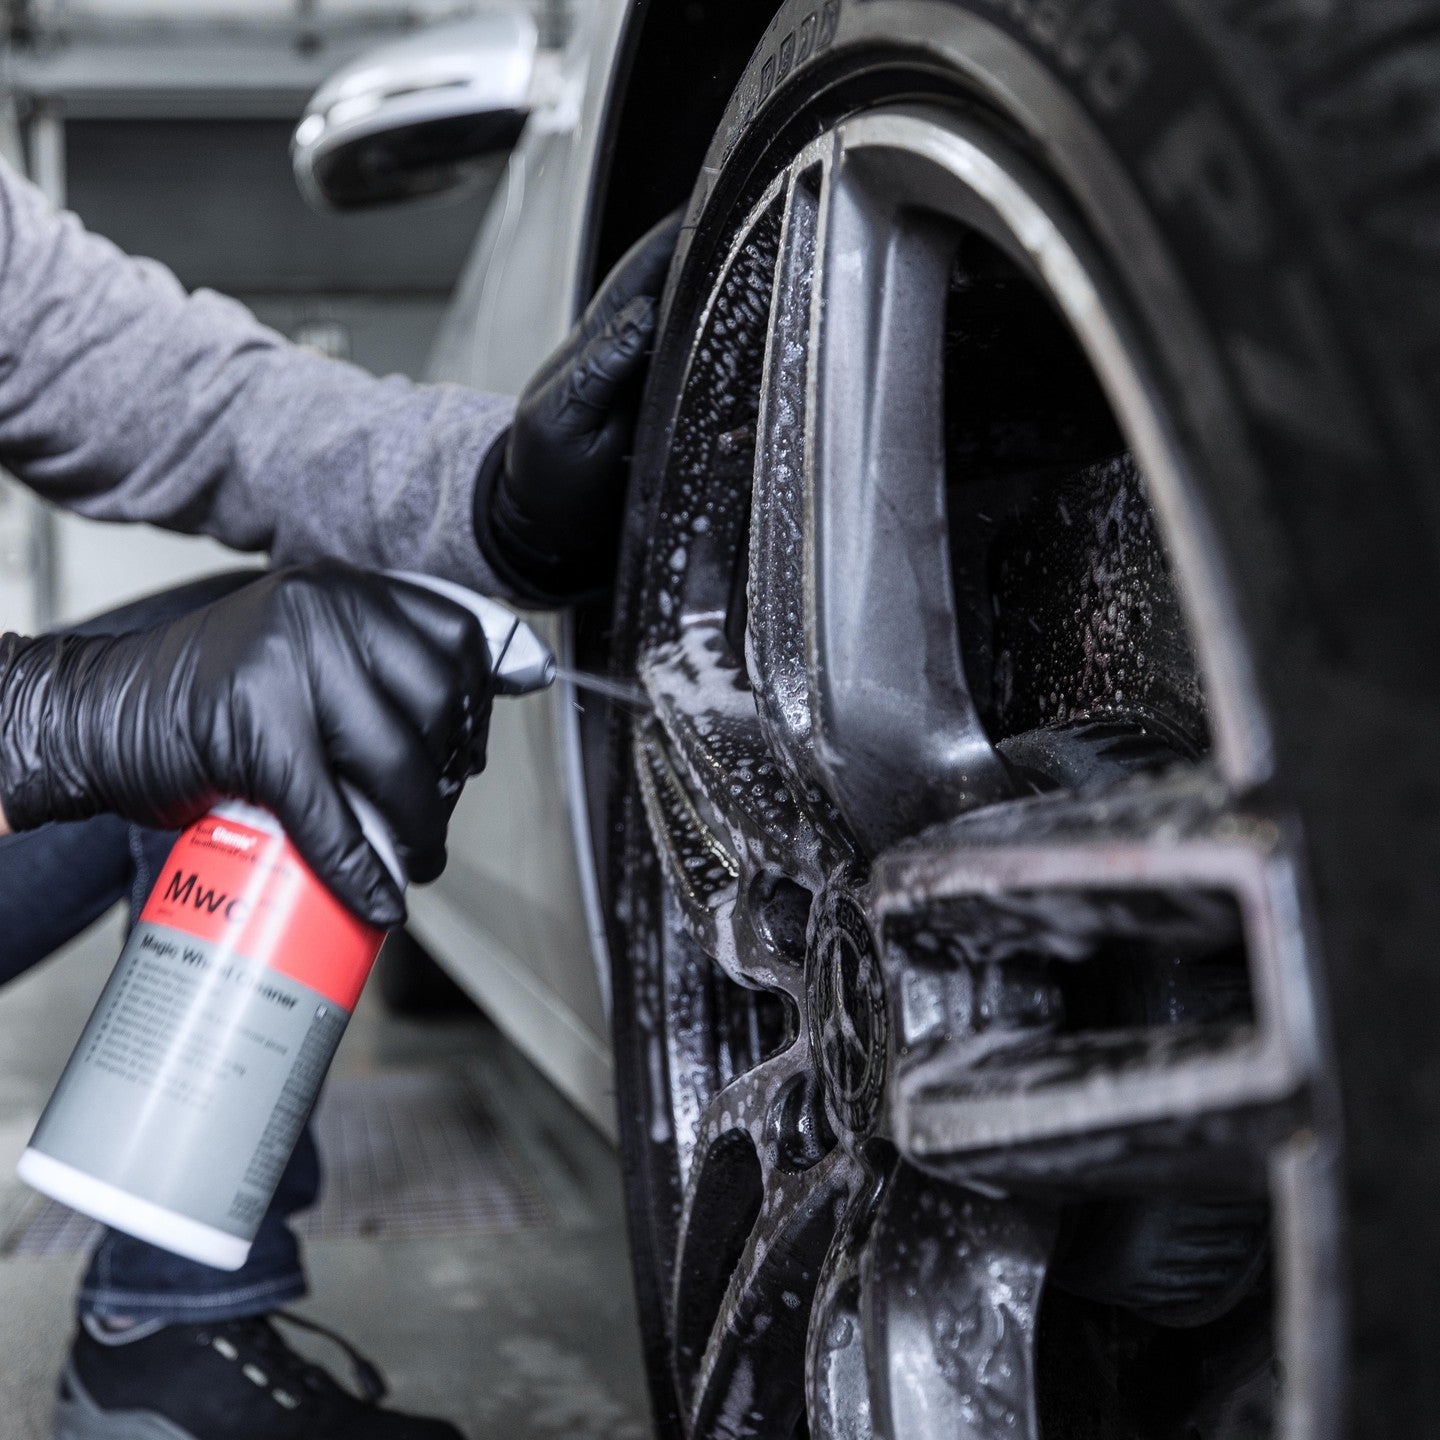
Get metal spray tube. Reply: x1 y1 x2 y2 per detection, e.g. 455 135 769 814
17 580 554 1270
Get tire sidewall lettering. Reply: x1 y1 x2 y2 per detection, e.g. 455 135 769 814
970 0 1153 114
752 0 842 119
712 0 1386 667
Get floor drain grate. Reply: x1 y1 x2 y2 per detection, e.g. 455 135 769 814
3 1067 554 1258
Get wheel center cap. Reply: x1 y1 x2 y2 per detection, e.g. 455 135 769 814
808 888 889 1139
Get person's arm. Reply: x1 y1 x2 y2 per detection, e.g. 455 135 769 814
0 158 511 592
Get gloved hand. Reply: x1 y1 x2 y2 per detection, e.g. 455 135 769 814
475 211 683 599
0 562 493 927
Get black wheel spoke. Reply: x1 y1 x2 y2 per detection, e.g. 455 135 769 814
640 623 844 890
747 169 820 795
673 1045 853 1439
684 1147 855 1440
808 1165 1053 1440
797 138 1008 849
634 720 740 959
806 1165 886 1440
868 1170 1052 1440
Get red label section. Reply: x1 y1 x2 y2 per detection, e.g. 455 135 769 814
140 814 385 1011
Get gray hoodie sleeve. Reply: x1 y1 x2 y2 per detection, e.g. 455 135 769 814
0 157 516 593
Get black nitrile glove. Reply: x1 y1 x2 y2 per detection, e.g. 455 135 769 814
476 211 683 600
0 562 493 928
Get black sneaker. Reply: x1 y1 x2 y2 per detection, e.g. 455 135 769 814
56 1311 465 1439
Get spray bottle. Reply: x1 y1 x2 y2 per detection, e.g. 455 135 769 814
16 575 555 1270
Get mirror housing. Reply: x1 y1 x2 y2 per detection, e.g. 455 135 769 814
293 12 540 211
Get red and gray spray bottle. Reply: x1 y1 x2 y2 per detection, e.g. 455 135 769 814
17 575 555 1270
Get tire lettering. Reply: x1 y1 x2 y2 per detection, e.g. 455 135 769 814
973 0 1150 117
778 32 797 82
1227 270 1375 458
1057 0 1115 72
1087 34 1149 113
1148 106 1374 456
1030 0 1076 46
754 3 840 113
798 13 818 62
1145 100 1274 262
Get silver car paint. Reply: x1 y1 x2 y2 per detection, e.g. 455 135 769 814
291 11 542 211
415 1 636 1139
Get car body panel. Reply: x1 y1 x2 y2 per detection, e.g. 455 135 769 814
412 0 640 1139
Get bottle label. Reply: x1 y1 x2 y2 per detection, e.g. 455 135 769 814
140 813 382 1010
26 813 384 1241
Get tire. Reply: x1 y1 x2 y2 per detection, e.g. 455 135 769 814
603 5 1440 1440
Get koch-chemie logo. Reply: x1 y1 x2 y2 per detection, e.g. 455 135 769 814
208 824 258 853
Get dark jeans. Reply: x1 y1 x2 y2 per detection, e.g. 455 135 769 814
0 572 314 1324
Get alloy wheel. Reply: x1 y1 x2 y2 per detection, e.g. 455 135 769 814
609 101 1333 1440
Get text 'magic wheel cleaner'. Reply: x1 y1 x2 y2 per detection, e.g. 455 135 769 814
16 577 555 1270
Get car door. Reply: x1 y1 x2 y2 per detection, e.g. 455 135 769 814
411 0 637 1139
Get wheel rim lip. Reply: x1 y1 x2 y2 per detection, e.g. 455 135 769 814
620 85 1334 1440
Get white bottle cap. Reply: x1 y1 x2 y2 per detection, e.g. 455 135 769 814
388 571 557 695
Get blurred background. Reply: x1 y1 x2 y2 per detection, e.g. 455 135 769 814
0 0 576 632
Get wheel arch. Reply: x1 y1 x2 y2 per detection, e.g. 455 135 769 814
583 0 784 291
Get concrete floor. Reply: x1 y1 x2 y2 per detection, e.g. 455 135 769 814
0 911 652 1440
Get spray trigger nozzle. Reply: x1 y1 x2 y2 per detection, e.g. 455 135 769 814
389 571 556 696
341 574 559 891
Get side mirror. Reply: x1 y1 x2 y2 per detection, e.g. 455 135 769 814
293 12 541 211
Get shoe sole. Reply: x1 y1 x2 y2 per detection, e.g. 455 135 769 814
55 1362 196 1440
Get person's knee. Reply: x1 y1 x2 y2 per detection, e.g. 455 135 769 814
0 813 136 979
